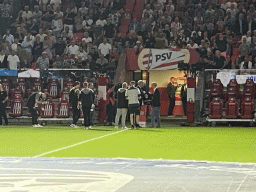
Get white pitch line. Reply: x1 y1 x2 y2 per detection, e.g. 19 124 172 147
235 164 256 192
34 129 127 158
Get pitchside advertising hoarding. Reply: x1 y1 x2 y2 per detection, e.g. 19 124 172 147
137 49 199 71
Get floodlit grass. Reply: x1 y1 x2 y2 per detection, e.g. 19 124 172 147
1 126 256 163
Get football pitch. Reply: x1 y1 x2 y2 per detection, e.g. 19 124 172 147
1 125 256 163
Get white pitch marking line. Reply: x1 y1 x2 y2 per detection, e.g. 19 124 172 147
235 164 256 192
34 129 127 158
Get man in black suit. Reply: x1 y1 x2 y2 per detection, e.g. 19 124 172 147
150 82 161 128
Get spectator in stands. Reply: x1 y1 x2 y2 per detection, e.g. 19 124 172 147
236 13 248 36
21 35 33 64
215 33 228 54
0 0 12 35
3 29 14 45
32 36 43 62
114 82 128 129
0 50 8 69
17 44 28 68
7 50 20 70
134 41 143 54
52 14 63 38
96 54 108 73
37 52 49 76
104 19 116 46
82 31 92 44
213 50 227 69
52 55 62 68
0 83 8 126
93 23 104 46
251 36 256 65
79 82 94 130
68 41 79 56
155 28 167 49
69 81 81 129
142 4 154 18
77 47 88 61
53 37 66 56
239 36 250 62
98 38 112 60
27 92 47 127
240 55 252 69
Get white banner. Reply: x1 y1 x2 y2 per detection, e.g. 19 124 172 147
217 72 256 86
138 49 190 70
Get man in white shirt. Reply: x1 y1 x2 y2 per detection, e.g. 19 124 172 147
98 38 112 59
82 32 92 43
7 50 20 70
142 4 153 18
22 6 33 23
37 28 47 42
3 29 14 45
11 38 19 52
78 2 88 17
68 41 79 56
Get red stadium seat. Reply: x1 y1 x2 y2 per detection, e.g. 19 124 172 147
225 87 239 101
210 79 223 93
64 79 74 92
9 95 24 117
209 97 223 119
60 86 70 101
243 79 255 95
11 86 24 99
225 97 239 119
56 99 70 118
40 98 55 118
241 97 255 119
2 78 10 96
48 79 60 99
242 88 254 101
16 79 27 97
209 88 223 103
227 79 239 93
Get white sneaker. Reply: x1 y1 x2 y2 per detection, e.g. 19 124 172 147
73 125 79 128
122 126 128 129
115 126 118 129
84 127 89 130
89 126 92 129
37 124 43 127
32 124 38 128
70 124 75 127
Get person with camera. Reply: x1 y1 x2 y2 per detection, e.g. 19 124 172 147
167 77 178 116
27 92 48 127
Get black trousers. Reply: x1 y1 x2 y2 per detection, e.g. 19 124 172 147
28 105 38 125
82 106 91 127
72 106 80 125
0 105 8 125
168 97 175 115
106 103 116 123
182 98 187 116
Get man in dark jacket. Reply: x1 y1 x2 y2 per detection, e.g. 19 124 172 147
27 91 47 127
69 81 80 128
79 82 94 130
167 77 177 115
150 82 161 127
0 84 8 125
114 82 128 129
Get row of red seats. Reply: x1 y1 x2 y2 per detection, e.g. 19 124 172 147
1 78 74 99
210 96 254 119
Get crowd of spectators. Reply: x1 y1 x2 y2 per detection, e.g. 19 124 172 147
2 0 256 75
0 0 127 80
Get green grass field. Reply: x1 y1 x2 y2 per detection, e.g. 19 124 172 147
1 126 256 163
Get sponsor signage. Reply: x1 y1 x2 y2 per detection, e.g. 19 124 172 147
138 49 190 70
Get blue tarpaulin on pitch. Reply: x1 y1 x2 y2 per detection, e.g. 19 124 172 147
0 69 18 76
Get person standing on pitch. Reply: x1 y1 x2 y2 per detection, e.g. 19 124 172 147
88 82 95 126
0 84 8 126
79 82 94 130
150 82 161 128
69 81 81 128
167 77 177 116
137 80 149 106
27 92 47 127
125 81 142 129
115 82 128 129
